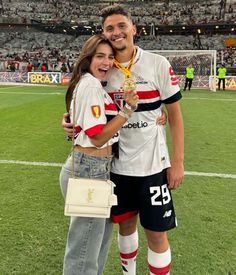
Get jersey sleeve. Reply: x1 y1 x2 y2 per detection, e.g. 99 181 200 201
73 84 106 138
155 57 181 103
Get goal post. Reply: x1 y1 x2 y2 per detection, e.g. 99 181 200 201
149 50 217 92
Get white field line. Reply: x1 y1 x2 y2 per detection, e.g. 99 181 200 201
0 82 57 87
0 86 24 90
0 159 236 179
0 87 235 100
183 97 236 102
0 91 63 95
0 159 63 167
0 90 235 101
184 171 236 179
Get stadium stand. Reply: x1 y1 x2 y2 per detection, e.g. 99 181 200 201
0 0 235 75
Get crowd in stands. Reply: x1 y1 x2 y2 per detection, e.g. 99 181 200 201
1 29 235 72
0 0 235 74
0 0 235 26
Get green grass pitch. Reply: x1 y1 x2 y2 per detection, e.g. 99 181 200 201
0 85 235 274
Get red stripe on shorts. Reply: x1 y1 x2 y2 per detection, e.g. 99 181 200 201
112 211 138 223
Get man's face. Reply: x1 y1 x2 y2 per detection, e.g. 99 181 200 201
102 14 136 52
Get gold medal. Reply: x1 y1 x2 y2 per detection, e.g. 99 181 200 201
113 47 137 92
123 77 136 92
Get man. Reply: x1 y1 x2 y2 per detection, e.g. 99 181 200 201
27 62 32 72
62 5 184 275
217 64 227 90
183 64 194 91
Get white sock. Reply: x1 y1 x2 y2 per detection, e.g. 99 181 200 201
118 230 139 275
148 247 171 275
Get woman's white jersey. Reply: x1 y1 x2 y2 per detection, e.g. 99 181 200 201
70 73 118 148
106 47 182 176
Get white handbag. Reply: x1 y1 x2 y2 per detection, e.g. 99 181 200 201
64 177 117 218
64 89 117 218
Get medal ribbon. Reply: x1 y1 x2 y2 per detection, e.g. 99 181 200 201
113 47 136 78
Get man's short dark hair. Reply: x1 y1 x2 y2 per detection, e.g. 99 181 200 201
100 5 132 25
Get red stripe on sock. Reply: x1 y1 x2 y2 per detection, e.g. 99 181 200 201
120 249 138 259
149 263 171 275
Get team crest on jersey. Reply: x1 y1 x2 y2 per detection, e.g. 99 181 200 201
169 66 178 86
91 105 101 118
114 93 125 109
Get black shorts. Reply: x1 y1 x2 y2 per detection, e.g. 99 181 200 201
110 170 177 232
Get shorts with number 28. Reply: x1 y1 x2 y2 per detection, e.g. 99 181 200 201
110 169 177 232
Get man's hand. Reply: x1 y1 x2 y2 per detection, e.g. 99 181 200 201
62 113 74 138
156 109 167 125
165 101 184 190
167 160 184 189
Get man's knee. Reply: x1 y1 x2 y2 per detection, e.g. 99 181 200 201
119 215 138 236
145 230 168 248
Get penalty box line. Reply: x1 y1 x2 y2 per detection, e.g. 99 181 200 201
0 159 236 179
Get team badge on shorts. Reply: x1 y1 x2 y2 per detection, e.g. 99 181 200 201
91 105 101 118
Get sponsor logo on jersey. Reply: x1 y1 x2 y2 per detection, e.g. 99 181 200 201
135 75 148 84
169 67 178 86
122 121 148 129
91 105 101 118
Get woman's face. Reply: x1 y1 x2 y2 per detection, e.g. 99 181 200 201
90 43 114 81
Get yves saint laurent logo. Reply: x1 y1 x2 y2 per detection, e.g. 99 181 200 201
87 188 95 203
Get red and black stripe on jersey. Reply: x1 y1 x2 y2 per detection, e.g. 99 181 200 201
109 90 182 112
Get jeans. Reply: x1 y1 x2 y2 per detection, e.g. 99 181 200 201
59 151 113 275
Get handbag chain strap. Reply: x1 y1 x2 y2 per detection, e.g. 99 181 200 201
70 85 110 179
71 93 76 178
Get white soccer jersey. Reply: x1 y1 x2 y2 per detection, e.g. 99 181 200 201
70 73 118 148
105 47 182 176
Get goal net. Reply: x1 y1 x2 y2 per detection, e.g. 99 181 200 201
149 50 217 91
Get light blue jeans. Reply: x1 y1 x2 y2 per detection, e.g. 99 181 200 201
59 151 113 275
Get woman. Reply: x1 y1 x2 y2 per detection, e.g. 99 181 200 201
59 34 138 275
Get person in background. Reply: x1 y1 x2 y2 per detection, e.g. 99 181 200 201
62 5 184 275
183 63 194 91
217 63 227 90
9 62 16 72
41 63 47 72
61 62 67 73
59 34 139 275
27 62 32 72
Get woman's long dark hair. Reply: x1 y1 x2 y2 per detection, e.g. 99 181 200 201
65 34 114 112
